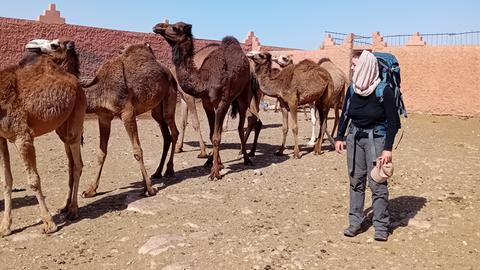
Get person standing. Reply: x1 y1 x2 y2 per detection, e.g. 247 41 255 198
335 50 400 241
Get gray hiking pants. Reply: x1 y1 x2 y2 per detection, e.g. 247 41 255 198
346 132 390 232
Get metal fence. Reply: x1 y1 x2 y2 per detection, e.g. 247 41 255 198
325 31 480 46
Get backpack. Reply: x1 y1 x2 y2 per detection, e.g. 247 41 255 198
346 52 407 128
373 52 407 119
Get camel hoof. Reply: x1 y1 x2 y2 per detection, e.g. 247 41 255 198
145 187 158 197
82 188 97 198
307 141 316 146
197 152 208 159
0 228 11 237
164 169 174 178
244 159 253 166
208 173 222 181
42 219 58 234
174 147 183 153
66 208 79 220
0 222 12 237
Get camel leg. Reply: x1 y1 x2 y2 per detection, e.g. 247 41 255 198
308 102 317 146
14 135 57 234
175 98 187 153
202 100 216 168
121 109 156 196
59 142 82 220
289 105 301 159
151 105 171 180
59 143 73 213
82 115 113 198
0 138 13 237
331 103 340 138
275 105 289 156
245 113 262 157
187 97 207 158
152 95 178 178
237 102 252 166
209 102 229 180
314 106 330 155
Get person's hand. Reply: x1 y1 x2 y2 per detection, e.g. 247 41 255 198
335 140 346 154
378 150 392 164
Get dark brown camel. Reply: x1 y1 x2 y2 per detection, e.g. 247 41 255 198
177 44 262 158
154 21 255 180
78 43 179 197
0 39 86 236
247 51 334 158
175 44 219 158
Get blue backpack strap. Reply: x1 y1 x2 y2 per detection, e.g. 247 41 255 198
375 81 388 103
344 84 355 118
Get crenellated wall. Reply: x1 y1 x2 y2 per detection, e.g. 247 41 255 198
0 15 479 116
267 33 480 116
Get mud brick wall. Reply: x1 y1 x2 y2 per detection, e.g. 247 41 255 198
1 16 479 116
0 17 238 77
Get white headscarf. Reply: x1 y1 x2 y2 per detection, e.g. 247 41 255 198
352 50 380 96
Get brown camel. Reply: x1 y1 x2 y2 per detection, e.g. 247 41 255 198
177 44 262 158
317 58 347 138
77 42 179 197
175 44 219 158
0 39 86 236
274 55 346 149
154 21 254 180
247 51 334 158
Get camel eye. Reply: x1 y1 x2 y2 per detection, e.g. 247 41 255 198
172 26 179 32
51 43 60 50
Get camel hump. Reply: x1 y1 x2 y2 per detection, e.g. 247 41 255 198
221 36 241 47
318 57 332 65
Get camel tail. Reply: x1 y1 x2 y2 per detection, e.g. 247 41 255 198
230 99 239 119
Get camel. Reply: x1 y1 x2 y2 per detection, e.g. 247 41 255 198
175 44 219 158
247 51 334 158
274 55 346 149
0 39 86 236
316 58 347 141
69 42 179 197
154 21 255 180
35 40 179 197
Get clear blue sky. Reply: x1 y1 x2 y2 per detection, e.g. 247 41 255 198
1 0 479 49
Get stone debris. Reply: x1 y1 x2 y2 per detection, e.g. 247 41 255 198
138 235 185 256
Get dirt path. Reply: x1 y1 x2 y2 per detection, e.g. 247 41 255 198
0 111 479 270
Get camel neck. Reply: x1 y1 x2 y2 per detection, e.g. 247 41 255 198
255 63 281 98
82 84 100 113
171 40 207 98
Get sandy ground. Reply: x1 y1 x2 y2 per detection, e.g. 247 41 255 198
0 108 479 270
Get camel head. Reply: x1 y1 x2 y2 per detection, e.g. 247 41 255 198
246 51 272 66
272 55 293 68
153 21 192 46
25 39 80 77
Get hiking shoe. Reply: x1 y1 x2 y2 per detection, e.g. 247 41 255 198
374 230 389 241
343 225 361 237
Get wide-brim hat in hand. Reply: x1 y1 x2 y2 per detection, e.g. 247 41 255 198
370 162 394 183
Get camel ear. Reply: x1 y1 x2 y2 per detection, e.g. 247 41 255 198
66 41 75 51
183 24 192 35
